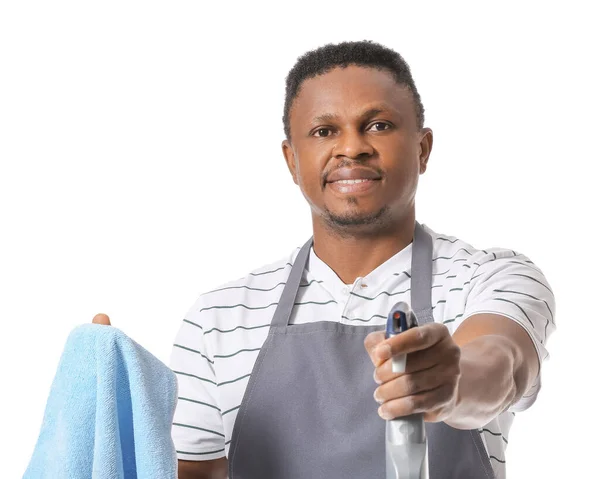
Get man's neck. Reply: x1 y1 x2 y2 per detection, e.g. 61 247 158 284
311 212 416 285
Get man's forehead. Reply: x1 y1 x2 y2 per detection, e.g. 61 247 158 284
293 66 413 115
298 92 414 124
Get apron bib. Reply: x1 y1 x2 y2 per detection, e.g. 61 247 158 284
228 222 495 478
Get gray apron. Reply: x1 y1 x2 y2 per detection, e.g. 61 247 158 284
229 222 496 478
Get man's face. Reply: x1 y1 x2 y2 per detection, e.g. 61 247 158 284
282 65 432 235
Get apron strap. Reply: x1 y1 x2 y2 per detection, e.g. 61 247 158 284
411 222 435 325
270 237 313 328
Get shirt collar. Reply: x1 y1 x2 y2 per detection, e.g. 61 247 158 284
306 240 414 298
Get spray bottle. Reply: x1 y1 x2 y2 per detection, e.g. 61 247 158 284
385 302 429 479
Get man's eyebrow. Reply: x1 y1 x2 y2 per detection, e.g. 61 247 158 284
311 112 340 124
310 107 394 125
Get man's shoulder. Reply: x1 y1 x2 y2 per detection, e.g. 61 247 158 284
426 224 481 262
425 224 535 272
181 247 302 326
196 246 302 304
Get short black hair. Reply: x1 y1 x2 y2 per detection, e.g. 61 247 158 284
283 40 425 140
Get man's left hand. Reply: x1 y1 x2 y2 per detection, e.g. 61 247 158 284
364 323 461 422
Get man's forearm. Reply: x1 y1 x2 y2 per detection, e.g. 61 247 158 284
444 334 528 429
178 458 228 479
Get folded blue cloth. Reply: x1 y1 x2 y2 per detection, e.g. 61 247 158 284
23 324 178 478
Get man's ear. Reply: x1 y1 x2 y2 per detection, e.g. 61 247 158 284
282 139 298 185
418 128 433 174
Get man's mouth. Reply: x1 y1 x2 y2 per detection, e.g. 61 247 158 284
326 177 381 194
325 166 382 183
329 179 373 185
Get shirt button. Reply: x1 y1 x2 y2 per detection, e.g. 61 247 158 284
360 283 368 288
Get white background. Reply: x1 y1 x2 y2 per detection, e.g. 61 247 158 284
1 1 598 477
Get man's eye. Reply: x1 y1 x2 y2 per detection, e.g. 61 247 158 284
314 128 332 137
368 122 390 132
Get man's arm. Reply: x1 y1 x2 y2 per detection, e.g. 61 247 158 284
444 312 539 429
178 458 228 479
170 304 228 474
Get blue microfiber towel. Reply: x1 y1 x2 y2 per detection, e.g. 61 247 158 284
23 324 178 479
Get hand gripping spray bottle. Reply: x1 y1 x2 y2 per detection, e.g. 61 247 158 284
385 302 429 479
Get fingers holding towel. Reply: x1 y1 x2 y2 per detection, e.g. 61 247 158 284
92 313 111 325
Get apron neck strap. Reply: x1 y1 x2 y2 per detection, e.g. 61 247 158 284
411 221 434 323
270 237 313 328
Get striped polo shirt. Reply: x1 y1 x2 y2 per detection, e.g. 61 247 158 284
169 224 556 479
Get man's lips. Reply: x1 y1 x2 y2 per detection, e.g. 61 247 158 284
324 167 382 195
326 177 380 195
325 167 382 184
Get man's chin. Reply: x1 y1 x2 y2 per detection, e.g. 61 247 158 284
322 206 390 230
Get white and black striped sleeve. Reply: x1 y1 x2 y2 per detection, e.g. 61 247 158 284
169 300 226 460
460 248 556 412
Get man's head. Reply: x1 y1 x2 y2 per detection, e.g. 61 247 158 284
283 41 425 141
281 40 433 238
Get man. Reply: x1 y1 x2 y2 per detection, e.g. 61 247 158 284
169 41 555 478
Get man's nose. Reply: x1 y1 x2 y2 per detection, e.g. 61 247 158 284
332 130 374 160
